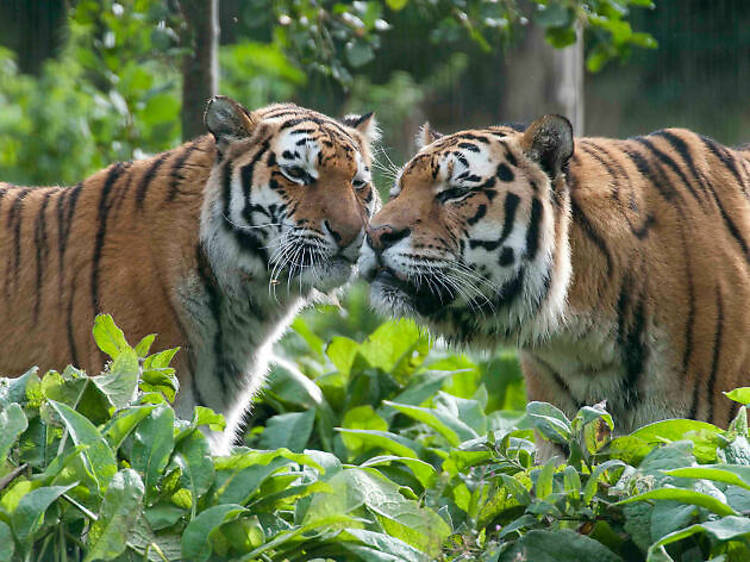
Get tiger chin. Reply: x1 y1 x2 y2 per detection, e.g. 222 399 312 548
0 95 380 454
360 114 750 460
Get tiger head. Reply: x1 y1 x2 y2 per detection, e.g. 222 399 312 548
359 115 575 345
201 96 380 296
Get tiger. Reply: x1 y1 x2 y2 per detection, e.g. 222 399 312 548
359 114 750 458
0 95 380 452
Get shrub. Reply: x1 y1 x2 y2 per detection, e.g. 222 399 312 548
1 313 750 561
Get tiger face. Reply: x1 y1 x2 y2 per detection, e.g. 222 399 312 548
360 115 574 345
202 96 380 296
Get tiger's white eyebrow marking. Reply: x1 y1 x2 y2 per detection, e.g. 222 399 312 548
276 130 320 180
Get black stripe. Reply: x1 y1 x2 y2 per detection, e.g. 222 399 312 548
525 198 543 260
701 135 744 187
635 137 703 204
167 143 199 201
495 267 525 308
496 163 514 182
135 153 169 208
7 188 30 294
457 133 490 144
458 142 480 153
221 158 270 263
91 163 126 316
533 354 585 411
467 192 520 251
67 272 79 367
57 182 82 298
623 144 681 203
617 274 647 409
706 288 723 424
679 227 695 375
570 195 613 277
33 190 54 323
467 204 487 226
196 243 229 403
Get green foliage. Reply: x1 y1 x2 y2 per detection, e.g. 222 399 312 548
3 313 750 560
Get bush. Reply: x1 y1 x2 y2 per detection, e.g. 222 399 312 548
1 312 750 561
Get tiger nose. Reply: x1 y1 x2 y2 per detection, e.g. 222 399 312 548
323 218 362 248
365 225 411 253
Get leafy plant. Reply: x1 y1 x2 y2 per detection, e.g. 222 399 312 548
2 312 750 560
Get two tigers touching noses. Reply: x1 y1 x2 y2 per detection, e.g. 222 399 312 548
1 95 749 458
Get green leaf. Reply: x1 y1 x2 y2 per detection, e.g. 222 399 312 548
102 404 157 451
181 504 246 561
214 457 291 505
340 528 427 562
48 400 117 488
499 529 622 562
135 334 156 357
647 516 750 561
84 469 145 562
0 403 27 461
0 368 38 408
11 483 77 550
92 347 139 408
0 521 14 562
583 460 626 503
526 401 572 445
131 404 175 496
617 487 738 516
663 465 750 492
357 455 436 488
534 461 556 500
326 336 360 378
93 314 129 359
383 401 470 446
341 405 389 456
170 429 214 509
191 406 226 432
535 3 575 28
346 40 375 68
385 0 408 10
336 429 421 458
144 503 185 531
725 388 750 405
258 410 315 453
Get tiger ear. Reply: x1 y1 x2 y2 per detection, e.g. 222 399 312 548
204 95 258 150
416 122 443 150
342 112 381 144
520 114 574 179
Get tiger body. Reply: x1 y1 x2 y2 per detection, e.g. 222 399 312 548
361 116 750 453
1 97 380 452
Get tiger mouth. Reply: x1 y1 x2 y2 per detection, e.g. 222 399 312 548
372 267 455 316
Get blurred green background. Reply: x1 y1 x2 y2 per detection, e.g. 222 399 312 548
0 0 748 433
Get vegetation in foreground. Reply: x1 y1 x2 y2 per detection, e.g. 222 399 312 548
2 296 750 561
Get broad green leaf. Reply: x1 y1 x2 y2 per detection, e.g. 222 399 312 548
0 368 38 408
326 336 360 377
0 521 13 562
214 457 292 505
534 461 556 500
383 401 470 446
526 401 572 445
93 314 129 359
664 465 750 492
144 503 185 531
11 483 77 550
357 455 436 488
358 319 424 375
181 504 246 561
84 469 145 562
170 429 214 509
499 529 622 562
143 347 179 370
563 465 581 499
617 487 738 516
191 406 226 432
266 357 322 408
92 347 139 408
647 516 750 561
336 429 421 458
583 460 626 503
435 392 486 435
339 528 427 562
385 0 408 11
726 388 750 406
341 405 390 455
102 404 157 451
0 403 27 461
258 410 315 453
131 404 174 496
48 400 117 487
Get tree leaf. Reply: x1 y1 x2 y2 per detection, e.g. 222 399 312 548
84 469 145 562
647 516 750 561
